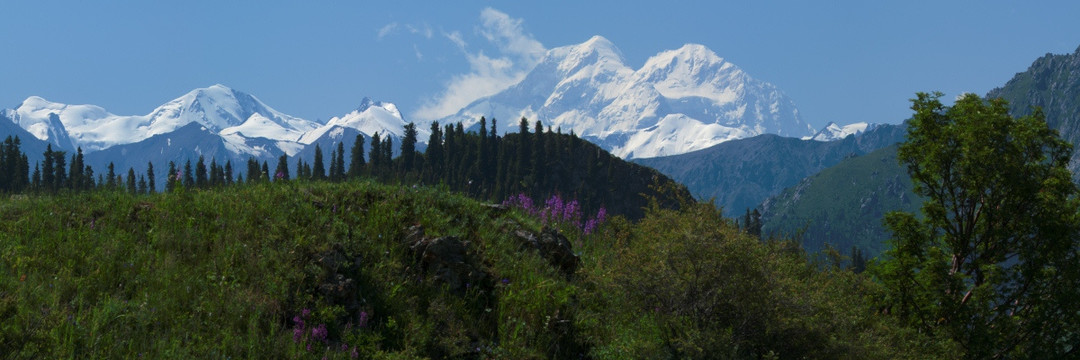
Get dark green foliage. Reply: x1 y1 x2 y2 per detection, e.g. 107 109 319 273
400 123 417 173
275 154 289 181
874 93 1080 358
126 168 136 194
166 161 176 193
195 155 208 189
334 141 346 181
348 134 365 178
146 162 155 193
183 160 194 188
313 144 325 180
761 144 919 256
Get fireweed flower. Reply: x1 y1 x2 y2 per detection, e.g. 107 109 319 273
312 323 328 343
359 311 369 328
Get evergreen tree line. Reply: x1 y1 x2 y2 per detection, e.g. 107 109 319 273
0 117 689 219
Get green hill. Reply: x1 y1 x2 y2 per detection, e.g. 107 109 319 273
0 181 941 359
759 144 920 255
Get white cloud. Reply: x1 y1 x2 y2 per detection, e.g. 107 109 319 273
413 8 547 122
377 22 398 40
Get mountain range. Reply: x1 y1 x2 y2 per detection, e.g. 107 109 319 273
439 35 816 159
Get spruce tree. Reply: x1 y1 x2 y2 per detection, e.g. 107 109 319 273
335 141 346 180
313 144 326 180
425 122 443 181
348 134 365 178
369 133 382 173
147 162 155 193
275 154 290 181
166 161 177 193
224 160 233 185
196 155 208 189
137 175 147 195
261 161 270 182
401 123 417 173
43 145 54 192
126 168 136 194
183 160 195 188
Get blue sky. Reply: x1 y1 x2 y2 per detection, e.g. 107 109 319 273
2 1 1079 129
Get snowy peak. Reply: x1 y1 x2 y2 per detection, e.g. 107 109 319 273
300 97 421 145
441 36 814 159
804 122 877 141
146 84 316 137
2 86 414 160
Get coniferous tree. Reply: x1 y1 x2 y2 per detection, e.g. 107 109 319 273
348 134 365 178
31 164 41 191
166 161 177 192
68 148 84 190
516 117 531 188
147 162 155 193
329 146 339 181
126 168 137 194
369 133 382 174
42 145 55 192
246 158 259 183
183 160 195 188
195 155 208 188
106 161 116 189
313 144 326 180
425 122 443 181
137 175 147 195
335 141 346 181
209 158 220 187
261 161 270 182
52 150 66 192
224 160 233 185
82 165 94 191
296 158 306 180
383 137 393 172
401 122 418 173
275 154 290 181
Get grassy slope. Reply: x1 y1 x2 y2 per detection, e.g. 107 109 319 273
1 181 590 358
1 181 942 359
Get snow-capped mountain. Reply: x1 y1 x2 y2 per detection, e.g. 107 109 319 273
803 122 878 141
2 85 415 157
4 84 320 155
1 85 416 187
299 97 427 145
439 35 814 159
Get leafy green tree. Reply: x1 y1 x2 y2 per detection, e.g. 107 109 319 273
875 92 1080 358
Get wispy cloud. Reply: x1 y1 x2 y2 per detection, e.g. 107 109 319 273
414 8 547 122
376 22 398 40
377 22 433 40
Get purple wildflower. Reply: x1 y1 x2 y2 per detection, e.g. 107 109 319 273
312 323 328 343
563 200 579 222
358 311 369 328
596 207 607 223
501 278 510 285
341 344 349 352
351 346 359 358
275 171 285 180
301 308 311 318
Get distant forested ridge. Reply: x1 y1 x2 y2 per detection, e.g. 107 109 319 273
0 116 690 220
